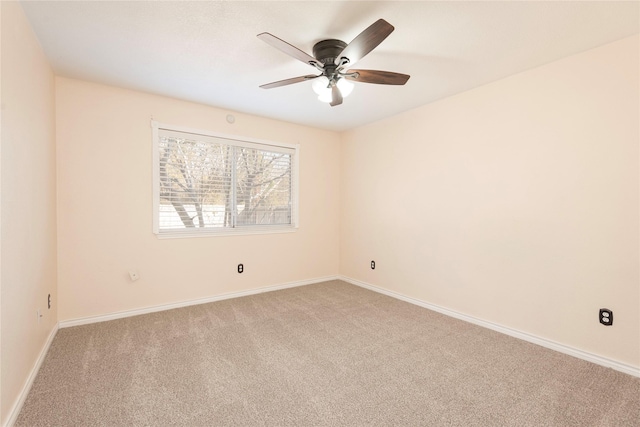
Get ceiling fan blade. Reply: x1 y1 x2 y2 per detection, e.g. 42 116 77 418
260 74 320 89
344 69 410 85
334 19 394 66
257 33 319 66
330 84 343 107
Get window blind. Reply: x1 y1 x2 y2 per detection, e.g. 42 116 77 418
155 126 296 235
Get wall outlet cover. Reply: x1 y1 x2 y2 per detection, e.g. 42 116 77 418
599 308 613 326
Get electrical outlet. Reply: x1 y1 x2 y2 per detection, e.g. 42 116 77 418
48 294 51 309
371 260 375 270
238 264 244 274
599 308 613 326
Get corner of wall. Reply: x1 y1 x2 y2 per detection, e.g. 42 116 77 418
1 1 58 425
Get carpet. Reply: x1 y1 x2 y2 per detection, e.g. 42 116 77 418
15 280 640 426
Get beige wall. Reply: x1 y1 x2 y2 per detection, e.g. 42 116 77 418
55 77 341 322
340 36 639 367
1 1 58 424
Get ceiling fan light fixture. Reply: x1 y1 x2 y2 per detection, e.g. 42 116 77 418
312 76 354 103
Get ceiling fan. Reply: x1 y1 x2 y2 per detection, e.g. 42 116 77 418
258 19 410 107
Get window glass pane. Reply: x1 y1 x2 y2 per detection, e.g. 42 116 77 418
236 147 292 226
158 135 233 230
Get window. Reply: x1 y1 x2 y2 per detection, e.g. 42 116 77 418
152 122 298 237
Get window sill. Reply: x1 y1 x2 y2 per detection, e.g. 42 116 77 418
155 226 298 239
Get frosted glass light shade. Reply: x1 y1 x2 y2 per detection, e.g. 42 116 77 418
313 76 332 103
312 76 330 95
337 78 354 97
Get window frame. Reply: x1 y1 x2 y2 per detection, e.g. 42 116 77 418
151 120 299 239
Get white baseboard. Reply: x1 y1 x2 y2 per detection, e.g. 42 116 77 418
340 275 640 378
5 323 59 427
59 275 340 328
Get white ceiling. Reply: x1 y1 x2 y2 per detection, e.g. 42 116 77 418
21 1 639 132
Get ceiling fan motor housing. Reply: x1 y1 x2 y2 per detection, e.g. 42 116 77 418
312 39 347 65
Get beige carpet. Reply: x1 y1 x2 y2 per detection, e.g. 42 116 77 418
16 280 640 426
